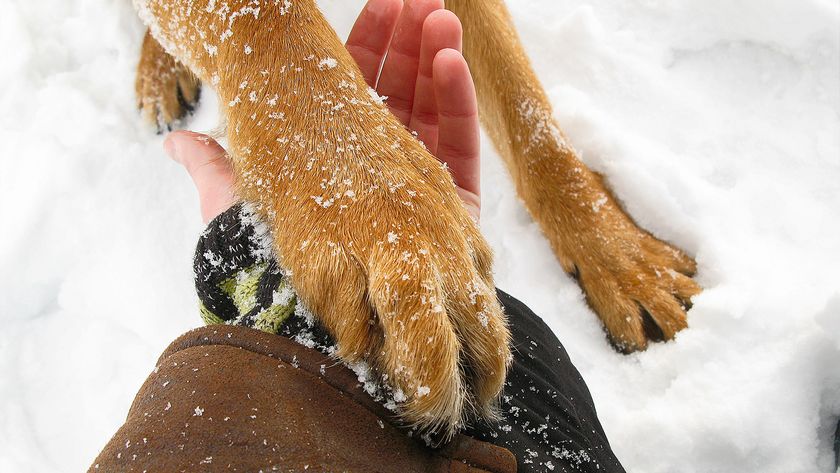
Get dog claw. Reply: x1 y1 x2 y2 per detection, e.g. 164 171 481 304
135 30 201 132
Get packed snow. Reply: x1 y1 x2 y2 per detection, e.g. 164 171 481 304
1 0 838 472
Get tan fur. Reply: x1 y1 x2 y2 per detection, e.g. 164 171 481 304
133 0 702 435
135 30 200 130
446 0 701 352
135 0 511 438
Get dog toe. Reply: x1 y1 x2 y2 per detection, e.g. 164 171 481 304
135 30 201 132
366 250 466 436
642 234 698 277
635 286 689 341
445 272 510 418
579 271 648 352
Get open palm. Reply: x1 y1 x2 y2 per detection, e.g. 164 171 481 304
166 0 482 223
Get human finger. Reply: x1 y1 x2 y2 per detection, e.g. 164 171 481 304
164 131 236 224
377 0 444 125
433 49 481 203
408 9 463 153
345 0 403 87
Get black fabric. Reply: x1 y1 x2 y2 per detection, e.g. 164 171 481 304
194 203 261 321
463 290 625 473
834 418 839 471
194 203 283 323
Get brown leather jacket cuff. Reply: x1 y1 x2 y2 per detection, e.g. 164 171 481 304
90 325 517 473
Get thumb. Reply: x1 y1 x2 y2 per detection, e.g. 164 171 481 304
164 131 237 224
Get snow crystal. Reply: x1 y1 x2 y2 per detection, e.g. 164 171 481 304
272 285 295 307
367 87 387 105
203 250 223 267
277 0 293 16
203 43 218 57
317 57 338 70
591 195 608 213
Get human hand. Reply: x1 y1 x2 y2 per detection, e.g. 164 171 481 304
164 0 481 223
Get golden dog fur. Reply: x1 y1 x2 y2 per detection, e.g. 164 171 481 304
447 0 700 349
134 0 700 437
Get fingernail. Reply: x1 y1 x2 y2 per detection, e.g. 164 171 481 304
163 135 179 162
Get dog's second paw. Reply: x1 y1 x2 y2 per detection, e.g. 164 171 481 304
576 228 700 353
553 186 701 352
135 30 200 132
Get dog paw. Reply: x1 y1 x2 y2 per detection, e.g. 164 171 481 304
532 165 700 352
284 202 510 436
238 136 511 438
135 30 201 132
575 226 700 353
564 195 700 352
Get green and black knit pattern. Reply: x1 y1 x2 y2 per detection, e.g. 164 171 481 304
194 204 335 348
193 203 297 333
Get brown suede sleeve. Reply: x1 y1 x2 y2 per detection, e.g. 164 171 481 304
90 326 517 473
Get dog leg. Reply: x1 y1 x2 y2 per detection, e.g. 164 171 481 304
448 0 701 352
135 30 201 131
134 0 510 438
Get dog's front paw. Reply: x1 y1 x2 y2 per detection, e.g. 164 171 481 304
135 30 200 132
552 187 701 352
258 162 511 438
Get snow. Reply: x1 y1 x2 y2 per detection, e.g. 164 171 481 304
317 57 338 70
0 0 838 472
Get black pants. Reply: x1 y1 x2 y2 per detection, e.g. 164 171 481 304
835 419 840 470
463 290 625 473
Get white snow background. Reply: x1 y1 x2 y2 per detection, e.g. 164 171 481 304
1 0 838 471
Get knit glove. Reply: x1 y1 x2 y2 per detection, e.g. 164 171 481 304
193 203 333 349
